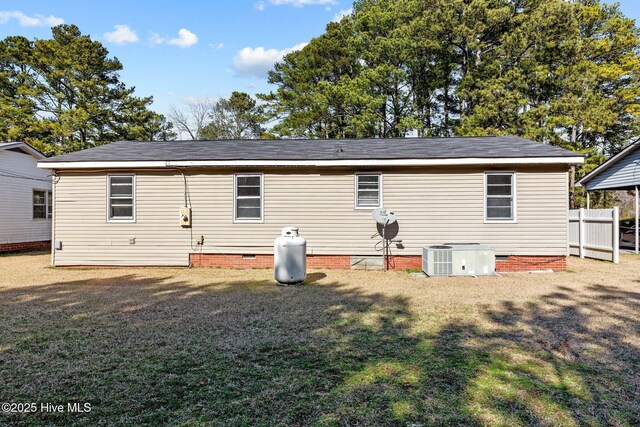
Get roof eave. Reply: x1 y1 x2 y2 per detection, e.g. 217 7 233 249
39 156 585 170
0 142 46 160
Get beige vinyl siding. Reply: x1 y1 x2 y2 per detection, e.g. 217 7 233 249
51 166 568 266
54 172 189 265
384 169 568 254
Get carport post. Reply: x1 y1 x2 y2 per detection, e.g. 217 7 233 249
635 185 640 254
586 191 590 209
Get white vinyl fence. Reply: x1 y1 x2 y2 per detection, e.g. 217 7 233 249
569 208 619 263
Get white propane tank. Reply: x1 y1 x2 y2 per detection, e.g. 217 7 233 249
274 227 306 284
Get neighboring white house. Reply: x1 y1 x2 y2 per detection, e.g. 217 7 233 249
0 142 52 252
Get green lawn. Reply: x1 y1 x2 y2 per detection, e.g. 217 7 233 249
0 253 639 426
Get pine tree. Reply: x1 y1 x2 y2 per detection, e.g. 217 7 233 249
0 24 172 154
260 0 640 192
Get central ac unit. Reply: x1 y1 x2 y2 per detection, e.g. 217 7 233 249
422 244 495 276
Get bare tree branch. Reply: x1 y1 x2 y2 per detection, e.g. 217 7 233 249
168 105 197 140
168 101 213 140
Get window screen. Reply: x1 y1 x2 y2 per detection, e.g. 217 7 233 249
235 175 262 220
108 175 134 220
486 173 514 220
47 191 52 218
33 190 46 219
356 174 381 208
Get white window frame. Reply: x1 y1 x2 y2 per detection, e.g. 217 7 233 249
32 189 50 220
47 190 52 219
354 173 383 209
107 174 136 223
234 173 264 223
484 171 517 223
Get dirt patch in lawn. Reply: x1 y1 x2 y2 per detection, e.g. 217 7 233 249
0 253 638 426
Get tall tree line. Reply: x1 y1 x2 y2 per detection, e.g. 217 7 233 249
260 0 640 189
0 25 175 155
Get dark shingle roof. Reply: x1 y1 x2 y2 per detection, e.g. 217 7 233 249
40 136 580 163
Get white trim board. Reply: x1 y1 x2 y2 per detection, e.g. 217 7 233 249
39 156 585 170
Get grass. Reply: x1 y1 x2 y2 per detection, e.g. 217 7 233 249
0 253 639 426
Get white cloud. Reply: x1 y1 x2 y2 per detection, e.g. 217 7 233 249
103 25 139 44
169 28 198 48
0 11 64 27
269 0 336 6
149 33 165 44
255 0 336 10
215 42 224 51
150 28 198 48
182 96 200 105
233 42 307 78
332 7 352 22
182 96 211 105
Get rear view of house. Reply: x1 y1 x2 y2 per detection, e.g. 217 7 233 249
38 136 583 271
0 142 52 252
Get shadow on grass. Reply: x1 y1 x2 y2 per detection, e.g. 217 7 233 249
0 273 638 425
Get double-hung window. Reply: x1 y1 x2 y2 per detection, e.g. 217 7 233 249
107 175 135 221
485 172 515 221
355 173 382 208
235 174 263 221
33 190 49 219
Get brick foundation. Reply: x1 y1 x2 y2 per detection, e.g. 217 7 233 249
189 253 351 269
307 255 352 269
190 253 567 272
386 256 422 270
496 255 566 272
0 240 50 254
385 255 567 272
190 254 272 269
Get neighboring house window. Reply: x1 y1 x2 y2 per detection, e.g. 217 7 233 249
47 191 52 219
355 173 382 208
33 190 47 219
485 172 516 221
108 175 135 221
235 174 263 221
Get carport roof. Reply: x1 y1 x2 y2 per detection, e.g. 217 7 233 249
577 140 640 190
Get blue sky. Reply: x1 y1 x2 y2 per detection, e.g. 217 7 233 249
0 0 352 117
1 0 639 119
